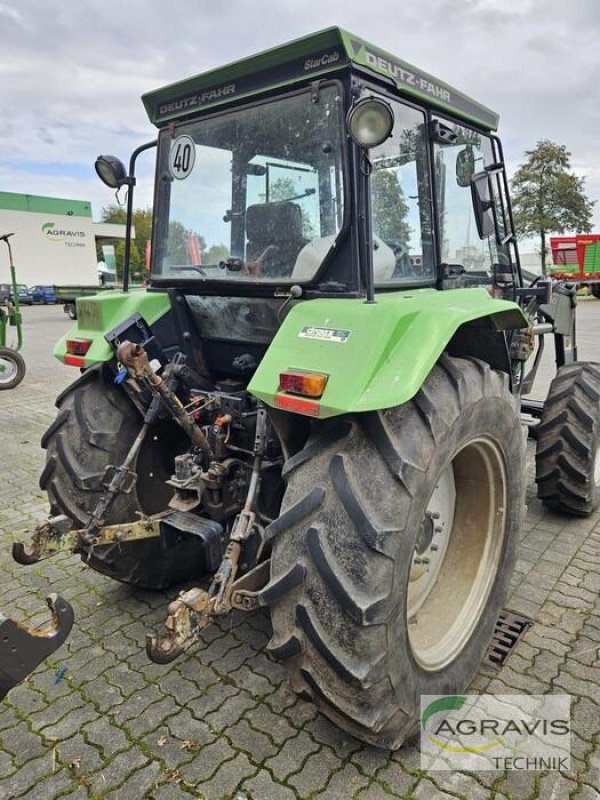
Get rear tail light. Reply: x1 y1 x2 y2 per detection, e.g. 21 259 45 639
63 355 86 368
65 338 92 356
279 369 328 398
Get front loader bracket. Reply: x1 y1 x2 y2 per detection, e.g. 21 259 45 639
0 594 74 699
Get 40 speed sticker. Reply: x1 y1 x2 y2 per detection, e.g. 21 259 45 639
298 326 351 343
169 135 195 180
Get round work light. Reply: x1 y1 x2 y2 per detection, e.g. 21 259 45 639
94 155 128 188
346 98 394 148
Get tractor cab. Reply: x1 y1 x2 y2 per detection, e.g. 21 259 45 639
139 28 519 301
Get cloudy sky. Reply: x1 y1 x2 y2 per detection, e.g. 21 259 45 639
1 0 599 248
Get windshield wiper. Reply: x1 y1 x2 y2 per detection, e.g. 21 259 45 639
172 265 208 276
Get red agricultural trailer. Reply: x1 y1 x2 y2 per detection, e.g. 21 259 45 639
550 234 600 297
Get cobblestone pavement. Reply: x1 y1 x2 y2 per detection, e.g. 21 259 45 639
0 304 598 800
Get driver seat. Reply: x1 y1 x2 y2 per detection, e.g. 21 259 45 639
246 201 306 276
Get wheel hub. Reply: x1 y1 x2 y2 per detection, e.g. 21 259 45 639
407 437 508 671
407 465 455 615
0 355 17 385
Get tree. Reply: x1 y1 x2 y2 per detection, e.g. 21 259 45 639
269 177 316 238
98 205 154 281
371 168 411 248
511 140 595 275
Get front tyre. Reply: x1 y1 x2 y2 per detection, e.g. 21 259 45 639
266 355 525 749
536 362 600 515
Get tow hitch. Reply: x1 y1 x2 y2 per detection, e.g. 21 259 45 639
0 595 74 699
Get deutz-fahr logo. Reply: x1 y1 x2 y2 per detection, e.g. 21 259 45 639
299 325 351 343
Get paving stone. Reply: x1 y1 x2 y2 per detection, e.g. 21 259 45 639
412 779 464 800
241 769 297 800
112 683 163 721
83 716 130 756
123 696 180 737
6 684 47 716
186 683 239 721
431 771 492 800
243 702 297 748
56 732 103 774
0 750 14 782
178 738 236 784
106 662 150 697
82 673 126 713
37 703 99 740
357 781 408 799
13 768 73 800
572 697 600 742
87 747 148 796
288 747 343 797
157 671 200 705
575 784 600 800
0 753 51 798
104 759 163 800
228 664 275 698
528 650 563 682
265 730 321 780
0 720 47 763
150 780 199 800
53 789 89 800
28 691 88 733
314 763 370 799
195 752 255 800
225 719 278 763
203 691 258 733
555 668 600 703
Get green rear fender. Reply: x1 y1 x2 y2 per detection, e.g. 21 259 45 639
54 290 170 368
248 288 528 418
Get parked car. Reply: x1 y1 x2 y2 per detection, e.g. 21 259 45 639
30 285 57 304
0 283 33 305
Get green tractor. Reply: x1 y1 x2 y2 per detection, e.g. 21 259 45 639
13 28 600 748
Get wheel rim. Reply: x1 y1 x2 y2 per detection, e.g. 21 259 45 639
407 437 508 671
0 354 18 385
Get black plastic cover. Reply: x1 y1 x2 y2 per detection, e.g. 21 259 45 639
159 512 224 572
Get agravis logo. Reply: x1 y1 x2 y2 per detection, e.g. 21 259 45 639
422 695 504 754
420 694 571 771
42 222 87 246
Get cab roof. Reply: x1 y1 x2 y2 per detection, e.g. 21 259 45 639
142 27 499 131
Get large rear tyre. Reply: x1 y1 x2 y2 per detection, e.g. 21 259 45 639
590 285 600 299
40 364 203 588
0 348 25 390
266 355 525 749
535 362 600 515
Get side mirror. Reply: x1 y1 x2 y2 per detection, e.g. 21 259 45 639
471 171 496 239
456 145 475 187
